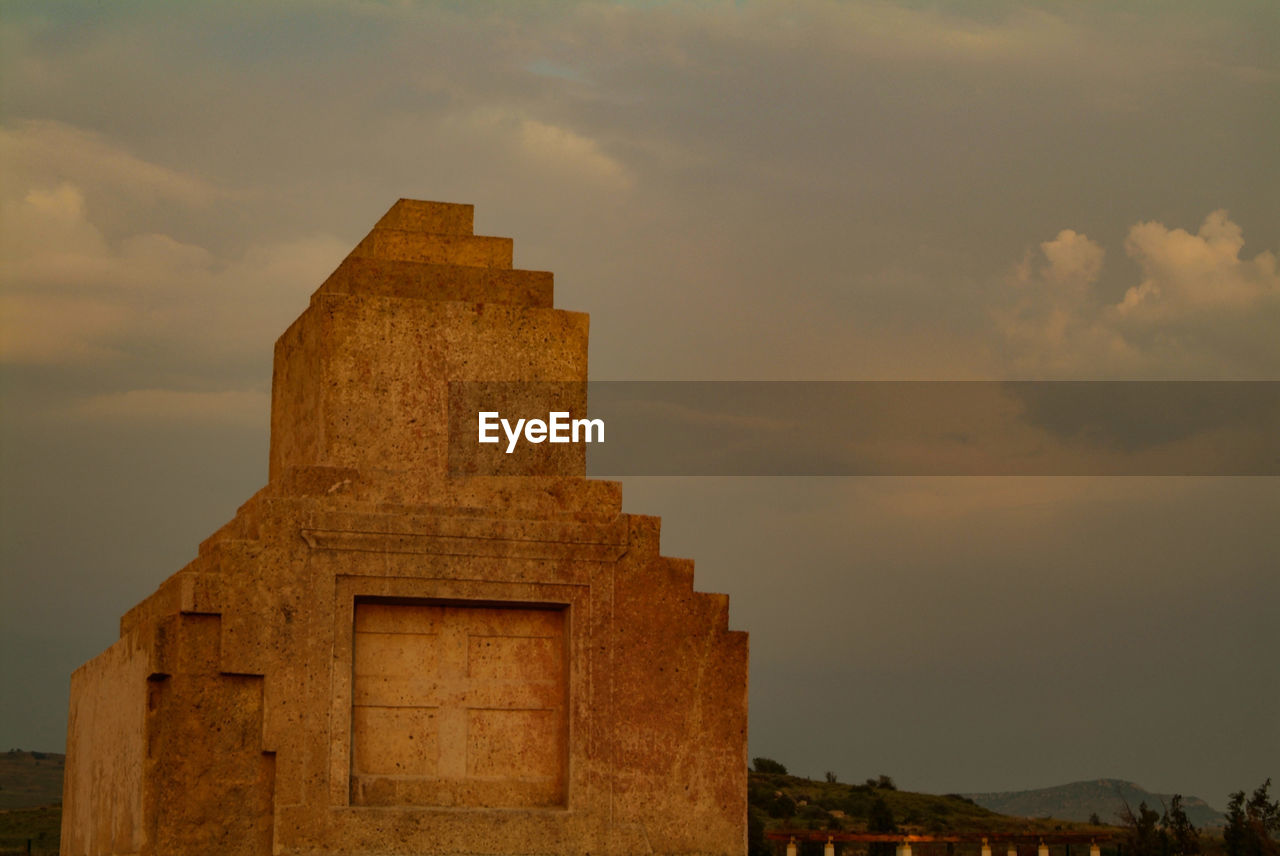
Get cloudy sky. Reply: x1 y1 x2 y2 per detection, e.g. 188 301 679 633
1 0 1276 808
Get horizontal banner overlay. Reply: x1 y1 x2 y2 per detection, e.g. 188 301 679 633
447 382 1279 476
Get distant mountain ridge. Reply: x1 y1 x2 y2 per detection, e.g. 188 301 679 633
964 779 1225 828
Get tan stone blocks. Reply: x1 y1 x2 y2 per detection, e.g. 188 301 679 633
61 633 149 856
373 199 475 235
351 230 514 267
269 295 588 481
316 258 554 307
62 199 747 856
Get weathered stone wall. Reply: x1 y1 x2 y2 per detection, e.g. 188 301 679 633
62 631 149 855
62 200 748 856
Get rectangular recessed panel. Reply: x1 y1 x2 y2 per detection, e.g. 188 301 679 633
466 709 561 778
468 635 559 680
355 602 443 634
351 706 438 776
354 631 440 679
350 601 566 808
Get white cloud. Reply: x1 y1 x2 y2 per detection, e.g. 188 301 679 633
997 212 1280 378
23 183 86 220
0 194 346 370
999 228 1116 367
0 292 130 365
0 120 225 207
1037 229 1104 292
5 182 98 248
0 131 348 410
518 118 633 191
1118 209 1279 319
432 106 635 194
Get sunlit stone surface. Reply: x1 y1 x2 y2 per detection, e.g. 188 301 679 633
62 200 748 856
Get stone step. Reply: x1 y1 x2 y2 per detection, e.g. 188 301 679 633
373 199 474 235
698 590 731 633
654 557 733 633
349 229 514 268
317 256 552 307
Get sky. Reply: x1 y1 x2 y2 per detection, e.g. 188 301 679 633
1 0 1277 810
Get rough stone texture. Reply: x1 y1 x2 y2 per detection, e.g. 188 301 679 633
61 200 749 855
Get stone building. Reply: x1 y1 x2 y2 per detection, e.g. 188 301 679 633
61 200 748 855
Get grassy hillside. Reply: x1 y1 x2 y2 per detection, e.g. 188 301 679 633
3 751 1206 856
0 752 63 811
749 770 1117 837
0 751 63 854
0 806 60 855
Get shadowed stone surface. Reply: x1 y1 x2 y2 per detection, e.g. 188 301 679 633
61 200 749 856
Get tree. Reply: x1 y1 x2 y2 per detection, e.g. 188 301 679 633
1246 780 1280 841
1163 795 1200 856
767 792 797 819
1119 800 1168 856
1226 789 1250 856
826 771 838 783
1226 779 1280 856
748 807 770 856
868 795 898 856
753 757 788 775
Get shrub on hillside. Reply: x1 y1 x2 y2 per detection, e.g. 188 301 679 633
753 757 788 775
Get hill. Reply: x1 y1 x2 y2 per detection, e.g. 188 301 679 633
749 770 1115 837
0 751 63 811
963 779 1225 828
0 805 60 854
